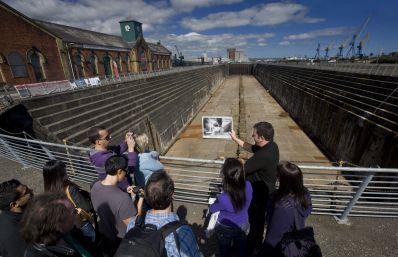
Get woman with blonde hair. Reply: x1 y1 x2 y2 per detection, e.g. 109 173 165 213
134 133 164 187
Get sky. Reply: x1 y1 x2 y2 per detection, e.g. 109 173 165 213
4 0 398 59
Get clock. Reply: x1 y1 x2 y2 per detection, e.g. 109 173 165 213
125 25 130 32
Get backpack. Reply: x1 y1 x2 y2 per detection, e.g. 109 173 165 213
114 214 184 257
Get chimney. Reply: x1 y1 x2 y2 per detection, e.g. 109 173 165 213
119 20 143 43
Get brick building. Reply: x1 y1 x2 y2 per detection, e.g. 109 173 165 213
0 1 171 86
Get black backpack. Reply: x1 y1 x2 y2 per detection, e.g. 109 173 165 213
114 214 184 257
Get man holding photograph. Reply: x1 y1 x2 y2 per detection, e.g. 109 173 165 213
229 121 279 255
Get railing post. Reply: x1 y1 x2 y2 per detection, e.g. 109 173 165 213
391 65 397 77
63 139 76 175
335 172 375 225
0 138 29 169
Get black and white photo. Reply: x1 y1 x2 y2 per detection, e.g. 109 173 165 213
202 116 233 139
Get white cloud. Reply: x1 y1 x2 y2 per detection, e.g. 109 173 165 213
283 27 353 41
159 31 274 58
181 2 323 31
279 41 290 46
4 0 176 35
171 0 243 12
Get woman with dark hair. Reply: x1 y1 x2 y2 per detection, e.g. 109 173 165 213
209 158 253 257
43 160 96 243
260 161 312 256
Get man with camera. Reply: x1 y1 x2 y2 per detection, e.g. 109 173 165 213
90 155 139 256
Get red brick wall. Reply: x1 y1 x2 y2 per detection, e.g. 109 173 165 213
69 48 130 78
0 6 65 85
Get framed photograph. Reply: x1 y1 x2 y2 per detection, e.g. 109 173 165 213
202 116 233 139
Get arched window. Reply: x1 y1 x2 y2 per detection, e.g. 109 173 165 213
139 48 147 71
116 55 122 73
8 52 28 78
73 54 85 78
125 54 130 72
27 48 46 82
153 55 158 70
0 53 6 83
89 54 98 76
103 55 112 76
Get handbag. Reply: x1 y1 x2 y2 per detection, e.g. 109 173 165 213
204 197 219 238
276 208 322 257
65 185 94 223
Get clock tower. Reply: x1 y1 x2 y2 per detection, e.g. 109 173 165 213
119 20 143 43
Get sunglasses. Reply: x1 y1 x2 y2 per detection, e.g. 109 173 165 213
98 134 111 141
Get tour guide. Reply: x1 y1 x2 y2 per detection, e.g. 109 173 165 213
229 121 279 255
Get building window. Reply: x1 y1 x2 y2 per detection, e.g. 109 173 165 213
89 54 98 76
154 55 158 70
116 55 122 73
0 53 6 83
8 52 28 78
125 54 130 72
103 55 112 76
73 54 85 78
139 48 147 71
27 48 46 82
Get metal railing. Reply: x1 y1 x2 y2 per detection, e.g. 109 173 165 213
0 133 397 224
99 65 216 86
3 65 218 103
267 62 398 77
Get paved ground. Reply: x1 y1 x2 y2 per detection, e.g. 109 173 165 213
1 75 397 256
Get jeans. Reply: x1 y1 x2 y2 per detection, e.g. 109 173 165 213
215 223 247 257
80 221 96 242
246 181 270 255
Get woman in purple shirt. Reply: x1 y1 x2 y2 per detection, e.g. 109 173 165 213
209 158 253 257
260 161 312 256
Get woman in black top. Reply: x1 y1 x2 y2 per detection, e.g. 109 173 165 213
43 160 96 244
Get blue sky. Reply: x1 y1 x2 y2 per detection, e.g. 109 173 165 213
4 0 398 59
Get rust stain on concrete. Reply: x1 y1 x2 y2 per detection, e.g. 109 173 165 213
179 124 203 138
288 125 301 130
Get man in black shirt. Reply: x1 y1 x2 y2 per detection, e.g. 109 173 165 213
230 121 279 255
0 179 33 257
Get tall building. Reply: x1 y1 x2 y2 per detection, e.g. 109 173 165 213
227 48 236 61
0 1 171 86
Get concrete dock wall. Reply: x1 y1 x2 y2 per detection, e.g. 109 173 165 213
253 64 398 168
229 63 253 75
22 65 228 153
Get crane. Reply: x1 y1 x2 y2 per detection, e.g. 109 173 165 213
356 32 370 58
324 41 334 59
314 43 321 60
346 17 370 58
337 36 350 58
174 45 184 66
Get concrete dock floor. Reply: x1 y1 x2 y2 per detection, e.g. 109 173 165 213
166 75 329 164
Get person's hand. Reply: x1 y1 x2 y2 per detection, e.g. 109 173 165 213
127 186 139 199
126 186 134 195
125 132 134 141
126 134 135 151
229 130 238 141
